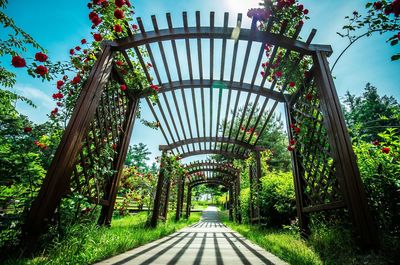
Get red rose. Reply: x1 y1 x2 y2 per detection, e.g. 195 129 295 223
115 0 125 8
114 9 124 19
81 38 87 44
381 147 390 154
260 71 265 77
305 93 313 101
289 139 296 145
287 145 295 151
57 102 62 107
70 49 75 55
373 2 383 10
57 80 64 89
289 81 295 87
398 32 400 40
150 84 159 91
35 65 48 76
35 52 48 62
75 46 81 51
114 24 123 33
71 75 81 85
51 107 58 116
298 20 304 26
132 24 138 30
372 140 380 146
297 4 304 11
125 0 131 7
303 9 309 15
120 84 127 91
275 71 283 78
116 60 124 66
93 33 102 42
83 49 88 54
11 56 26 68
24 127 32 133
353 11 358 16
294 127 300 134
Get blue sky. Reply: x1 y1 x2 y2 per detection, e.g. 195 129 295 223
3 0 400 163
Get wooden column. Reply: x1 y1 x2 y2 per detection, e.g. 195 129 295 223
313 51 378 248
235 172 241 223
186 186 192 218
175 176 183 221
98 97 139 226
180 176 185 218
249 163 254 223
254 149 262 223
161 178 171 220
284 102 310 238
24 44 114 237
228 186 233 221
150 150 167 227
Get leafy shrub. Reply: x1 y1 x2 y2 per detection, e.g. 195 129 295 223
259 171 296 227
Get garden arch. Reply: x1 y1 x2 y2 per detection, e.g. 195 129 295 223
24 11 378 248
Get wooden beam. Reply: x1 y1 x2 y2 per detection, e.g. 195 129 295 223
112 25 333 56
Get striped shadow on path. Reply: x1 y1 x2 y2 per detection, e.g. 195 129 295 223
95 206 288 265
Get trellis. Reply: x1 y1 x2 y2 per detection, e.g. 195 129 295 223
22 11 378 248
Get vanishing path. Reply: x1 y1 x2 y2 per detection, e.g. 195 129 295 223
96 206 288 265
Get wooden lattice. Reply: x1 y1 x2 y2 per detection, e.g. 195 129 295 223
290 81 344 210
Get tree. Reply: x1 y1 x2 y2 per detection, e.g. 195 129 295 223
124 143 151 170
343 83 400 141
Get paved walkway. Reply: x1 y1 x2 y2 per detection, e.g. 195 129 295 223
95 206 288 265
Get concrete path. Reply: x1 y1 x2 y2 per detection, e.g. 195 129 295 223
95 206 288 265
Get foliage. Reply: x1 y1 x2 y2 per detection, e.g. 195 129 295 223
343 83 400 141
0 89 62 248
259 170 295 227
335 0 400 67
3 212 201 265
353 128 400 235
124 143 152 169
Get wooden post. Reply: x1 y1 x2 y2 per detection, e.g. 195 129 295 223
98 97 139 226
180 176 185 218
254 149 262 223
249 163 254 223
150 150 167 227
24 44 114 237
235 172 241 223
162 178 171 220
284 102 310 238
186 186 192 218
228 186 233 221
175 176 183 221
313 50 378 248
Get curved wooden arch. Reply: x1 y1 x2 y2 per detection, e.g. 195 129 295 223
139 79 288 102
179 149 245 160
189 179 230 189
185 161 238 172
187 168 237 178
160 137 255 152
112 21 332 55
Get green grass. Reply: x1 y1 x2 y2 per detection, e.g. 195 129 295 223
219 211 322 265
220 211 397 265
4 212 201 265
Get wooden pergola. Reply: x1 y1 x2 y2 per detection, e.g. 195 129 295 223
23 11 378 248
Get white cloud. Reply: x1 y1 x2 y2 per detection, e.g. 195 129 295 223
13 84 54 110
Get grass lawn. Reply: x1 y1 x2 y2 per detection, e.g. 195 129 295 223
220 211 395 265
4 212 201 265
